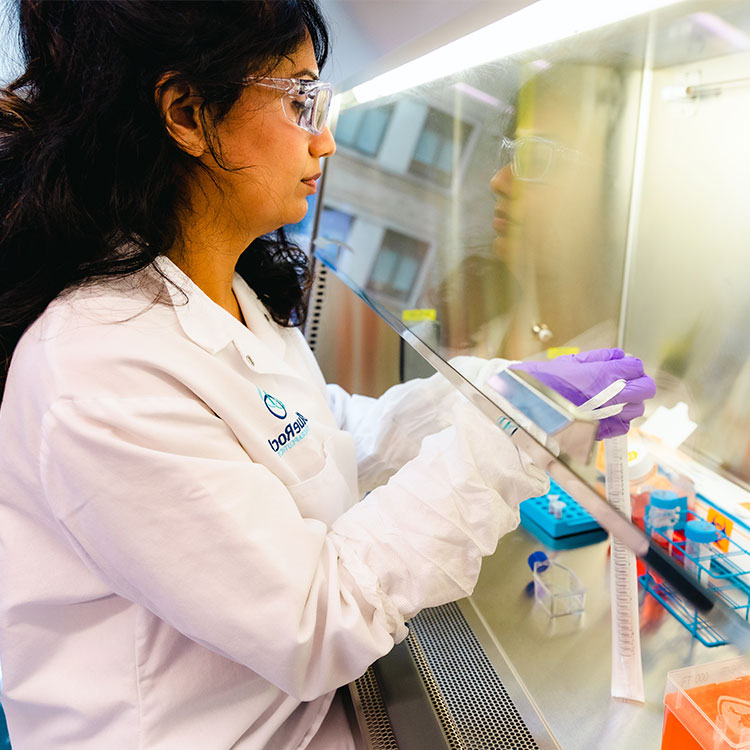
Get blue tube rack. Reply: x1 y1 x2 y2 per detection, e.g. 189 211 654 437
519 477 608 550
639 512 750 647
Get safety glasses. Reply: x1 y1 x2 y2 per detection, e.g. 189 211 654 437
251 76 333 136
498 136 586 182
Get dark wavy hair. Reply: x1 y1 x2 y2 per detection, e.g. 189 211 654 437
0 0 330 397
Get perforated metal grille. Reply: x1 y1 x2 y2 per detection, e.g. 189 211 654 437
304 262 327 351
350 667 400 750
408 602 541 750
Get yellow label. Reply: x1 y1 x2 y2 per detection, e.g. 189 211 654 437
707 508 733 553
401 309 436 322
546 346 579 359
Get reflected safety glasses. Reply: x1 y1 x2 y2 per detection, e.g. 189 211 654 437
498 136 583 182
251 76 333 136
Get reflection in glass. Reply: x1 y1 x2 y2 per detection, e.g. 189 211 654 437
318 0 750 489
319 207 354 244
498 135 588 183
366 229 429 302
335 103 395 156
409 107 474 186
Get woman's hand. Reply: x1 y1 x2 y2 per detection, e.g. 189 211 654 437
508 348 656 439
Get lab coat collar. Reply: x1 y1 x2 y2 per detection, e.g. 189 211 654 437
152 257 287 366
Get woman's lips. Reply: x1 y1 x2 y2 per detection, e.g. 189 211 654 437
493 211 514 233
301 173 321 192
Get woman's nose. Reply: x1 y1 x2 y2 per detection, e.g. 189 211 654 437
490 162 514 196
311 125 336 158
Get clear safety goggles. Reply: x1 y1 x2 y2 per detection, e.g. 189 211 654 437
252 76 333 136
498 135 584 182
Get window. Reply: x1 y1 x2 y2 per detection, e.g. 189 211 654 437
318 207 353 245
285 194 318 251
409 107 473 186
335 104 394 157
366 228 429 302
313 206 355 265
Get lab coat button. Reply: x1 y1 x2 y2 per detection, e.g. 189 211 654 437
245 354 254 366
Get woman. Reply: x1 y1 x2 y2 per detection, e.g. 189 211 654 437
0 2 649 748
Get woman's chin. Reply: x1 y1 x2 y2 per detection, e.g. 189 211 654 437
285 202 310 229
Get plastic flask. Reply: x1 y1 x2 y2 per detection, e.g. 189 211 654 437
684 519 717 583
527 551 586 617
645 489 681 547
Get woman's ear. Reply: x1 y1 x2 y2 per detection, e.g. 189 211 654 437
155 74 207 157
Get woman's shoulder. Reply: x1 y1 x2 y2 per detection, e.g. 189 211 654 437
30 268 176 342
9 268 185 399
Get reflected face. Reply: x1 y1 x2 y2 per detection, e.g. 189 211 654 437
489 129 591 256
489 112 604 272
481 66 623 356
489 136 550 262
489 162 519 258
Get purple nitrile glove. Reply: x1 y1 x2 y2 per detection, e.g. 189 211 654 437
508 348 656 439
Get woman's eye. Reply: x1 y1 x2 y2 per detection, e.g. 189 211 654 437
290 96 312 114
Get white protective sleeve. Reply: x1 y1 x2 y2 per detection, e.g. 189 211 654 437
327 356 512 495
330 398 549 629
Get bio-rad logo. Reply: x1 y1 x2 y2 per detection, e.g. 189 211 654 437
258 388 310 457
268 412 310 456
259 389 287 419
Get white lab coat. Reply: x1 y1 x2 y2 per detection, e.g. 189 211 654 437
0 257 547 749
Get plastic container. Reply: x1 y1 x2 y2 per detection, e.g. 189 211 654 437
684 519 718 583
527 551 586 617
628 442 672 529
646 489 681 546
547 494 566 519
663 469 698 521
662 656 750 750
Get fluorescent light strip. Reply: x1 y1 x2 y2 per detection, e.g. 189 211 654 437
351 0 687 104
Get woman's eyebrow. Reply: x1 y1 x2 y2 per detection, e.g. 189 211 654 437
292 68 319 80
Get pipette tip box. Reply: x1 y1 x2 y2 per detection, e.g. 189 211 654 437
520 478 607 550
662 656 750 750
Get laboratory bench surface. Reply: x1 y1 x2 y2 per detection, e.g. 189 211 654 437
361 526 742 750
